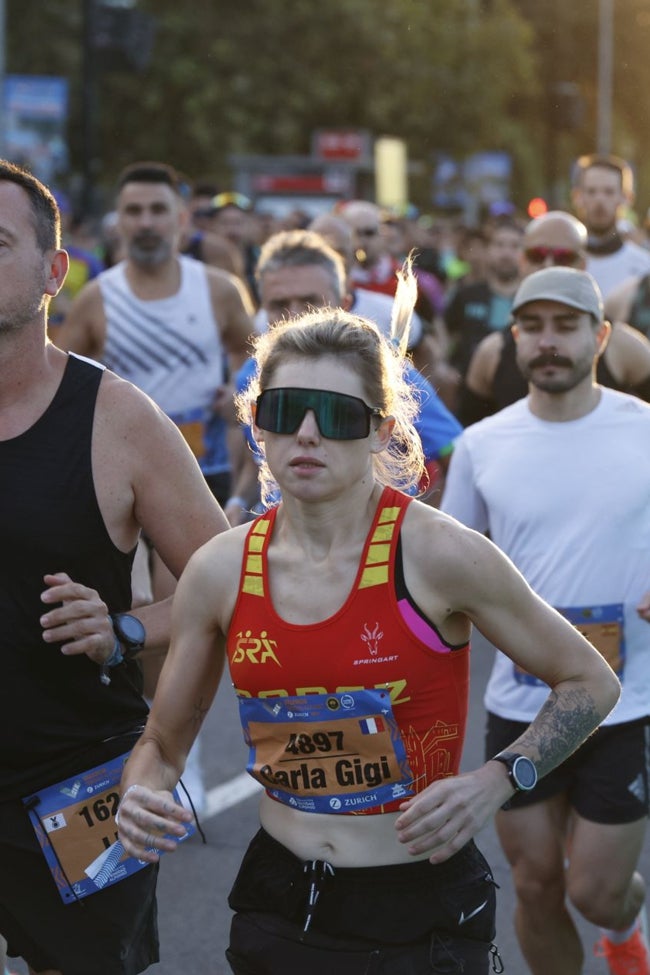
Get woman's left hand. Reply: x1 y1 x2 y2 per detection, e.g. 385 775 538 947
394 765 510 863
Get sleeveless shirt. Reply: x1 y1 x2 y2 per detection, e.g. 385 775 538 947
628 273 650 339
98 255 229 475
0 354 148 801
227 487 470 815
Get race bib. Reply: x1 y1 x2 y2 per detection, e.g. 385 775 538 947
514 602 626 686
23 751 194 903
239 688 413 814
169 407 207 459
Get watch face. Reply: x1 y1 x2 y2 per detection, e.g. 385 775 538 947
513 756 537 790
114 614 145 647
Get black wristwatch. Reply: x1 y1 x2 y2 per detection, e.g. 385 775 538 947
110 613 146 661
492 751 538 793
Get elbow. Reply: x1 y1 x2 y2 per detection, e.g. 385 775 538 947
592 663 622 722
604 668 622 716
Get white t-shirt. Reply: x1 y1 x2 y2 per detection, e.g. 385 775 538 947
441 389 650 725
587 240 650 298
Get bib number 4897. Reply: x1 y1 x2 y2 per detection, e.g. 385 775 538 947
285 731 344 755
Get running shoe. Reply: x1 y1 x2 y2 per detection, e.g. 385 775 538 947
594 912 650 975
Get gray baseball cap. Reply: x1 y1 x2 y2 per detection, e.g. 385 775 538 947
512 267 604 321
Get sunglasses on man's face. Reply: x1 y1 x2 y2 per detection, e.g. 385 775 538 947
255 387 384 440
524 246 582 267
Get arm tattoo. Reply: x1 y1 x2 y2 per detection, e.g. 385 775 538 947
515 688 602 778
190 697 210 732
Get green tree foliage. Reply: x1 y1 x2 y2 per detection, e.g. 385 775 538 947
8 0 650 212
101 0 539 191
6 0 540 208
514 0 650 210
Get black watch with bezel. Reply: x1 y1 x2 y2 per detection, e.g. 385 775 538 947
110 613 146 660
492 751 538 793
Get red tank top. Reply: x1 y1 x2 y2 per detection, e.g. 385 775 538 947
227 486 470 814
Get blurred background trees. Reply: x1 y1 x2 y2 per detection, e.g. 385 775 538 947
6 0 650 216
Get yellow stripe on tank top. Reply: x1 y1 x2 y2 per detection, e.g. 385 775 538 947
358 506 399 589
241 518 271 596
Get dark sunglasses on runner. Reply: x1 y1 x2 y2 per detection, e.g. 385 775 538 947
255 387 384 440
524 246 582 267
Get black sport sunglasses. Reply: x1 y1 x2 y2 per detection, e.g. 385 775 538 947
254 387 384 440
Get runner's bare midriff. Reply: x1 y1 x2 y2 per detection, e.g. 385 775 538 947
259 791 430 867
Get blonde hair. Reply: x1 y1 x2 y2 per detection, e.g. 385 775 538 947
237 264 425 507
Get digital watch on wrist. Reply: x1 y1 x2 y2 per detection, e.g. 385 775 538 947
110 613 146 661
492 751 538 793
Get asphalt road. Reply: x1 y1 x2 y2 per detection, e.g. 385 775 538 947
10 632 650 974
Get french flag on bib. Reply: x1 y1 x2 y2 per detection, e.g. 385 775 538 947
359 717 384 735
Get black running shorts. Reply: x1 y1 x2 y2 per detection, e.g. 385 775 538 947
486 712 650 823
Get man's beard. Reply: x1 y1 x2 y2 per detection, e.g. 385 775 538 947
492 263 520 285
519 351 593 392
0 285 48 335
128 234 172 266
585 211 617 237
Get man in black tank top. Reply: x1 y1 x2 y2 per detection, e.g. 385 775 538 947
458 211 650 426
0 162 228 975
605 271 650 340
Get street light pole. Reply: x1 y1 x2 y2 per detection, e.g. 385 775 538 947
597 0 613 153
81 0 99 216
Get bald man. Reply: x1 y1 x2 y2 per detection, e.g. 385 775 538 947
458 210 650 426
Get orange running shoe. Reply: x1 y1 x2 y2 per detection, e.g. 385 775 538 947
594 918 650 975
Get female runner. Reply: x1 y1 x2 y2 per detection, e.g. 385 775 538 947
116 269 619 974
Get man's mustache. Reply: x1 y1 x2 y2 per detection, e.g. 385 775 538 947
528 352 573 369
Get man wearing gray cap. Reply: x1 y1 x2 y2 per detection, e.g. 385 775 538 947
442 266 650 975
457 211 650 427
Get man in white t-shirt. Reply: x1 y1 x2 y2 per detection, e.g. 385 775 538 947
572 153 650 298
442 266 650 975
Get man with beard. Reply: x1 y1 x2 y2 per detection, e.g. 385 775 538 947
57 161 253 510
572 153 650 298
56 161 253 814
443 218 524 391
0 160 228 974
457 210 650 425
442 266 650 975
